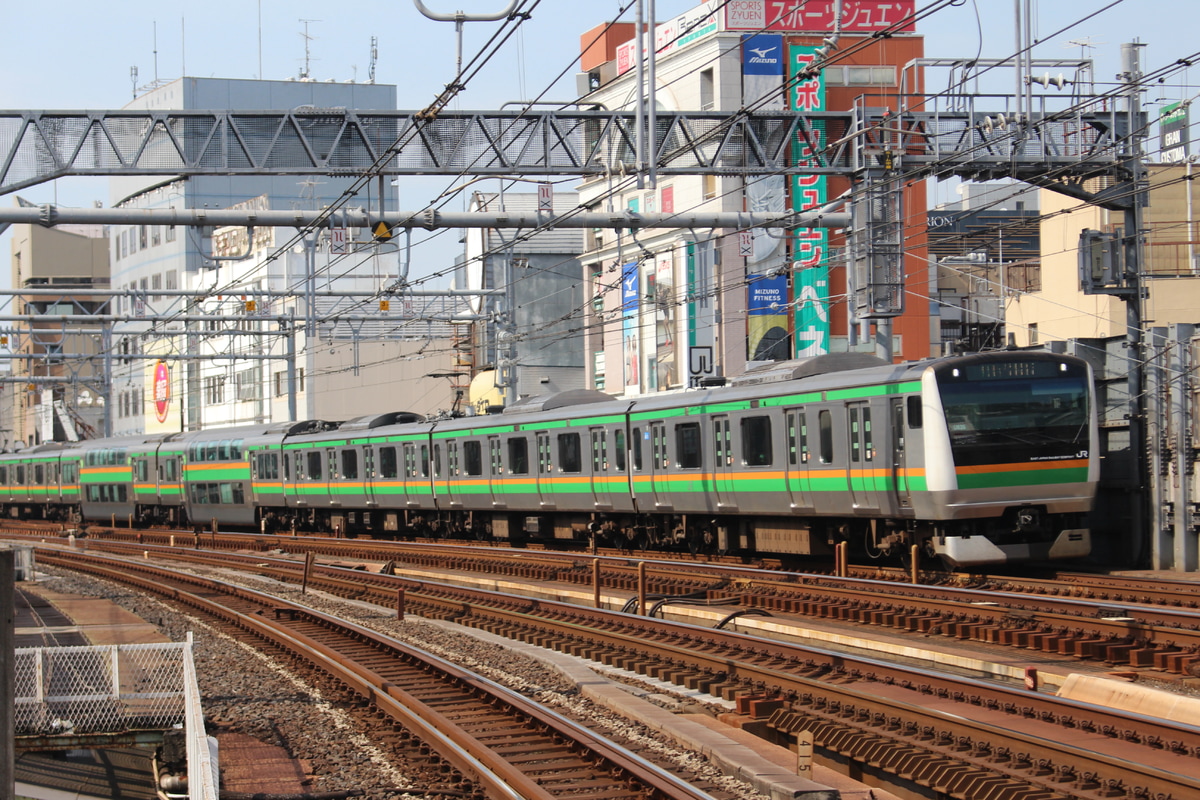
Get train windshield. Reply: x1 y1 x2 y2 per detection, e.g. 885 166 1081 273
935 358 1090 466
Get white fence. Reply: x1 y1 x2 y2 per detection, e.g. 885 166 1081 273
15 634 217 800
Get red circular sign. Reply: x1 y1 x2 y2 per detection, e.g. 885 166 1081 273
153 361 171 423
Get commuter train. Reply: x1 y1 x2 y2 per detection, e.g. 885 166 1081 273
0 350 1097 567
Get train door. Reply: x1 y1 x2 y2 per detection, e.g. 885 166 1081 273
362 446 378 508
488 436 505 509
784 409 814 512
649 421 670 510
535 432 553 508
890 399 913 510
711 415 734 511
589 428 610 509
444 441 462 509
847 402 881 512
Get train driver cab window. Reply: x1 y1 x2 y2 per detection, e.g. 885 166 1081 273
463 441 483 476
557 432 582 473
631 427 643 470
676 422 702 469
380 446 398 479
342 450 358 480
741 416 772 466
818 410 834 464
306 451 323 480
508 437 529 474
906 396 923 429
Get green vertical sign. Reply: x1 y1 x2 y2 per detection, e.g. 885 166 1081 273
789 43 829 357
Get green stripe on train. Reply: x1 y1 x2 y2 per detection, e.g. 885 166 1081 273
957 467 1089 489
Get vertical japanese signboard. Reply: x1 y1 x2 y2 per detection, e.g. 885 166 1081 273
621 263 641 389
790 43 829 357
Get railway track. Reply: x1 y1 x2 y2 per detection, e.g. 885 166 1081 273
30 526 1200 677
31 548 723 800
30 542 1200 800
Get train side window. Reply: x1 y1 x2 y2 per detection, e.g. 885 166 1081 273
433 444 442 478
16 465 24 484
307 451 323 480
380 446 398 479
134 460 147 482
421 445 431 477
0 466 7 483
613 430 626 471
463 441 482 476
558 432 582 473
508 437 529 474
906 396 923 429
818 410 834 464
741 416 772 466
676 422 702 469
631 427 643 471
342 450 359 480
34 464 44 484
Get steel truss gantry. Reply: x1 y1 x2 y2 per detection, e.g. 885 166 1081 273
0 106 1136 193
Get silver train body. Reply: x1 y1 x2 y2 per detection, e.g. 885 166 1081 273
0 350 1097 567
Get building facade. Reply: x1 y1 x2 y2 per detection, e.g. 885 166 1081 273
107 77 398 435
576 1 929 397
8 223 110 446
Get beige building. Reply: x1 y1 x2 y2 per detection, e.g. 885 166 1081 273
8 223 110 446
1008 165 1200 344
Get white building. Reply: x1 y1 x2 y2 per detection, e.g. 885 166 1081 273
107 77 398 435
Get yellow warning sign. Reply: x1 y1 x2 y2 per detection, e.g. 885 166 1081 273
373 221 392 241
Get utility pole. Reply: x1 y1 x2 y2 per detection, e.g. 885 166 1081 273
1122 41 1149 566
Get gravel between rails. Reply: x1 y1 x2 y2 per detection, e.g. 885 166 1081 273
34 566 770 800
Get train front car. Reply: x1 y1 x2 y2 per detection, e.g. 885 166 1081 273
916 351 1097 568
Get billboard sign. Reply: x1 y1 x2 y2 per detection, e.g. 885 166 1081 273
1160 101 1189 163
153 361 171 423
724 0 916 33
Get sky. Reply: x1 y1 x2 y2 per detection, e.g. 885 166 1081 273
0 0 1195 279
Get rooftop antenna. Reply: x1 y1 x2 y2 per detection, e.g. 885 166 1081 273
368 36 378 84
299 18 320 80
130 66 139 100
153 20 160 84
1065 36 1105 59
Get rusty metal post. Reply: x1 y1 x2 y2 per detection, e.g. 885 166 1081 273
396 588 405 620
127 514 133 528
836 541 849 577
1024 667 1039 691
302 551 314 594
211 518 218 536
1 549 15 800
909 544 919 584
593 558 602 609
637 561 647 615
